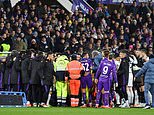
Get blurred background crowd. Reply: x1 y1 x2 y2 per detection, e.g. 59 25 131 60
0 0 153 57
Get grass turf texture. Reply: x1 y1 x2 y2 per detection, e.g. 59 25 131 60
0 107 154 115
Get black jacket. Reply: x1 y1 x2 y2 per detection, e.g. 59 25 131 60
21 56 31 84
42 59 55 85
10 57 22 84
3 56 13 85
29 57 44 85
0 60 5 88
117 56 129 85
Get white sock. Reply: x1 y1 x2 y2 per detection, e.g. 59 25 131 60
148 91 152 104
127 91 131 104
116 93 120 104
130 90 134 104
134 90 139 105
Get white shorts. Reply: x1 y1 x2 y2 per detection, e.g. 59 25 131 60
128 72 134 87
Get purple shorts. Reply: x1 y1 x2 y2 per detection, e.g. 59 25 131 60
81 74 93 89
97 79 110 91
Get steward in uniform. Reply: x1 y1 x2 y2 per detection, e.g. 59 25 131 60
54 55 69 106
65 54 84 107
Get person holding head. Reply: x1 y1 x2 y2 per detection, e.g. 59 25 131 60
127 51 138 106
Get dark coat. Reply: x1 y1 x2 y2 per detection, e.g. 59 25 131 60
42 60 55 85
21 57 30 84
29 57 44 85
0 60 5 89
117 56 129 85
3 56 13 85
10 57 22 84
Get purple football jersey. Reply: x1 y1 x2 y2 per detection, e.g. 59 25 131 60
80 58 93 72
95 58 116 81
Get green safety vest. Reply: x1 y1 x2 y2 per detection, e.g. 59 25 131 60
54 55 69 71
0 43 10 57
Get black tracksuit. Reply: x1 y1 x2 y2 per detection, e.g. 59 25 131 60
41 59 55 104
117 56 129 100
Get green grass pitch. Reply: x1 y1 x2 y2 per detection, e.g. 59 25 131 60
0 107 154 115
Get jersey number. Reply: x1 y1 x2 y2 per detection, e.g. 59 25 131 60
103 66 108 74
82 63 89 71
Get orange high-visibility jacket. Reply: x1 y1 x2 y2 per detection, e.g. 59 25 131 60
66 60 84 80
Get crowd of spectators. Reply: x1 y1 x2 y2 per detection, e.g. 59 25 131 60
0 0 154 108
0 0 153 57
